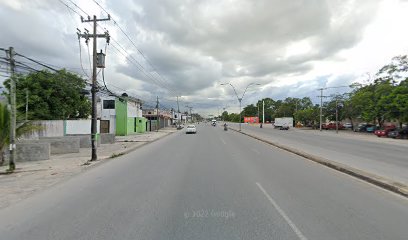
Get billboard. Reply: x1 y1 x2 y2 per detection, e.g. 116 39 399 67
244 116 259 123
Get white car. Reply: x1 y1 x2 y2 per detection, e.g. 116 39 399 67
186 125 197 134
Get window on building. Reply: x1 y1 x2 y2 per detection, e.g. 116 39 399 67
103 100 115 109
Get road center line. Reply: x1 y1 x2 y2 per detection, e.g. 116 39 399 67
256 182 308 240
220 138 226 145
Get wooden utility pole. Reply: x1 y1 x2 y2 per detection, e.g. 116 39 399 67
78 15 110 161
7 47 16 171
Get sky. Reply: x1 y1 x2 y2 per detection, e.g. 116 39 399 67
1 0 408 116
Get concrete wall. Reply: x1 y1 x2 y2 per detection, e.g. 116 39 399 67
127 101 142 118
22 120 64 140
37 137 80 154
115 99 127 136
21 120 103 139
66 134 101 148
100 133 115 144
16 142 50 162
136 117 147 133
66 120 100 135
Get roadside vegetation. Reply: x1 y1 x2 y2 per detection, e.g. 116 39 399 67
221 55 408 128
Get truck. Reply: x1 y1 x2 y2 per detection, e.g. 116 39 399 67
273 117 293 128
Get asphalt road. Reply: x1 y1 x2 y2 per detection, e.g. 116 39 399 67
0 124 407 239
233 123 408 184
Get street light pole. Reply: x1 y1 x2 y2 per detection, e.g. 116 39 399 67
221 82 261 131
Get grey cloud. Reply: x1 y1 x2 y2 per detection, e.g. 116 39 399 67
0 0 383 114
128 0 378 81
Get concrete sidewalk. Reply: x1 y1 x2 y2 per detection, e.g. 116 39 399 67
0 128 177 209
228 123 408 197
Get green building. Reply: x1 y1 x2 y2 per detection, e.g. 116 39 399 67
100 95 147 136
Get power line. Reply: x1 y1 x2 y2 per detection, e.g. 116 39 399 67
58 0 81 17
108 41 177 95
60 0 179 97
92 0 179 95
67 0 89 17
15 53 59 72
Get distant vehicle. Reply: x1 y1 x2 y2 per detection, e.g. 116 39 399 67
279 125 289 130
211 119 217 126
343 123 353 129
186 125 197 134
374 125 396 137
322 122 344 130
274 117 293 128
387 127 408 139
354 123 375 132
366 125 377 133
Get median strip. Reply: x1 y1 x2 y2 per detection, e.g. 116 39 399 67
230 127 408 198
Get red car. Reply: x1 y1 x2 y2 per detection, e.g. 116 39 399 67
322 122 344 130
374 125 396 137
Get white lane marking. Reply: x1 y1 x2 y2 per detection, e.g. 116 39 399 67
220 138 226 145
256 182 308 240
251 148 260 154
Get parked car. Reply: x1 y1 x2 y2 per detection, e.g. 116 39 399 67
354 123 375 132
387 127 408 139
343 123 353 129
322 122 345 130
185 125 197 134
374 125 396 137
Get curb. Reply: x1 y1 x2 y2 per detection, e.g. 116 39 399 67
229 127 408 198
112 131 176 157
81 130 177 170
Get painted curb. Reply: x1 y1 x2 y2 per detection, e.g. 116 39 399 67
229 127 408 198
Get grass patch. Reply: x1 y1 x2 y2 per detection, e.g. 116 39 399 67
110 152 125 158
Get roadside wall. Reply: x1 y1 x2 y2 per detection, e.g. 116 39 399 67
21 120 64 139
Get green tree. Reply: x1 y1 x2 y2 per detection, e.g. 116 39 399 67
256 98 276 122
221 111 229 121
242 104 258 117
0 102 41 170
294 105 320 127
3 70 91 120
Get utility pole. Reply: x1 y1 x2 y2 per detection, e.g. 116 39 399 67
78 15 110 161
176 96 180 127
185 105 193 123
317 88 328 131
7 47 16 171
156 96 159 132
317 85 349 131
262 100 265 124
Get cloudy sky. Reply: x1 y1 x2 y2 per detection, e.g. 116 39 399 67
1 0 408 116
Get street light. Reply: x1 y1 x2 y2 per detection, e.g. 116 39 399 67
221 82 261 131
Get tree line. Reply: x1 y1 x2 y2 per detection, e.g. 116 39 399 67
221 55 408 128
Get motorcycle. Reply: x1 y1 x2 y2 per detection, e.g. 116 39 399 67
224 125 228 131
